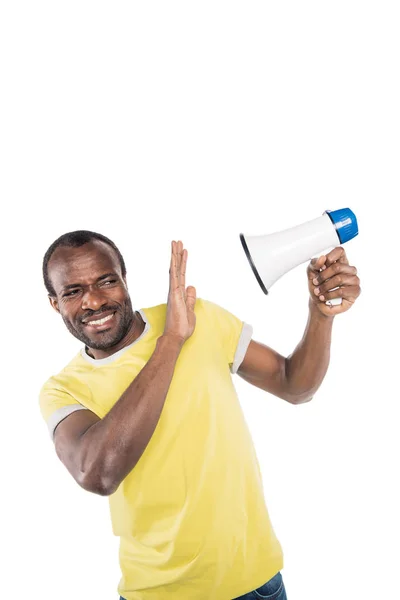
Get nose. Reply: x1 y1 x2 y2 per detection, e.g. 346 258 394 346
81 287 108 311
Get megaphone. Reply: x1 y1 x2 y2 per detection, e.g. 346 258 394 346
240 208 358 305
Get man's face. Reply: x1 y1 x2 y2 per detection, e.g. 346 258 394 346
48 241 134 350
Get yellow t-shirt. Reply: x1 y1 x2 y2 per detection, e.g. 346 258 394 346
39 298 283 599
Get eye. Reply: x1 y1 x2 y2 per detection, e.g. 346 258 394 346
63 290 80 298
102 279 117 286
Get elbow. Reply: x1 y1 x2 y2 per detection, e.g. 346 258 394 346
287 388 315 404
283 383 315 404
281 389 314 406
79 473 117 496
78 464 119 497
290 394 314 405
283 361 314 405
77 444 120 496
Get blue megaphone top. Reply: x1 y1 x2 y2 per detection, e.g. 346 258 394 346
325 208 358 244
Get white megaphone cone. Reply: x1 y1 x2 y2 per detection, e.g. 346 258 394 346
240 208 358 306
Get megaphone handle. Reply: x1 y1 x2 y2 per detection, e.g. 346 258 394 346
326 295 342 307
313 248 343 307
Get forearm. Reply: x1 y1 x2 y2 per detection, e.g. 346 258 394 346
285 300 334 403
79 334 184 494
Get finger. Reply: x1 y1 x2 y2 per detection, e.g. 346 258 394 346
308 255 327 277
176 241 184 290
176 240 183 273
180 248 187 291
169 241 179 291
169 241 175 276
186 285 196 310
318 285 361 303
315 301 348 317
312 263 357 286
325 246 349 267
313 273 360 296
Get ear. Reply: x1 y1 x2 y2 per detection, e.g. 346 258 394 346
48 295 60 314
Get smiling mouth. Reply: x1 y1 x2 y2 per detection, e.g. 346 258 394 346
83 312 116 327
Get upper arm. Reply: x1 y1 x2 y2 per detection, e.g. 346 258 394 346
199 299 292 401
53 409 102 492
237 339 293 402
199 299 253 374
39 380 103 493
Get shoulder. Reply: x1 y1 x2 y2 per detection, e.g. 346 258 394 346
195 298 243 325
39 351 89 400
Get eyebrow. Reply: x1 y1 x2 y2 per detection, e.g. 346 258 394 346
62 273 117 292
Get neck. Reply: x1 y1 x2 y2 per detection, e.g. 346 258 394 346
85 310 145 360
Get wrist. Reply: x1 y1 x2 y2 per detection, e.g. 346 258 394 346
308 299 335 322
158 333 185 352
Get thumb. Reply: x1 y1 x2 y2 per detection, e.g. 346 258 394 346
186 286 197 310
309 254 326 274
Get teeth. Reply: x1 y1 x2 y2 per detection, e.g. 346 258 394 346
87 313 114 326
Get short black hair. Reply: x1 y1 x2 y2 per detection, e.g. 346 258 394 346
43 230 127 296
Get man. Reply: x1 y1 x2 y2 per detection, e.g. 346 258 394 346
39 230 361 600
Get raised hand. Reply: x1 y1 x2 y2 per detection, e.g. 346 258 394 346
307 246 361 316
163 240 197 344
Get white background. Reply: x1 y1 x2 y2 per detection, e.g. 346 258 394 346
1 2 399 599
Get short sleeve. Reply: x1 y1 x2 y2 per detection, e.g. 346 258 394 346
39 378 89 442
200 299 253 374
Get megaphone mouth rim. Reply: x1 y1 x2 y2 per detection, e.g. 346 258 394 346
239 233 269 295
